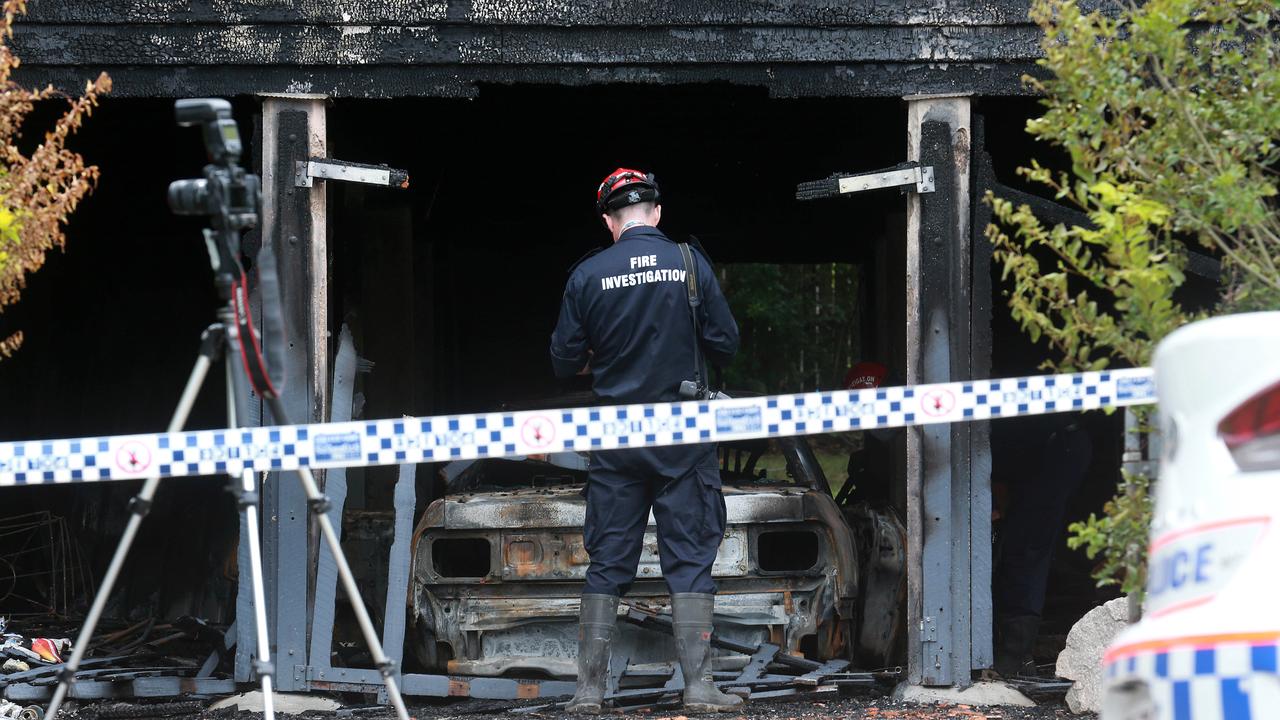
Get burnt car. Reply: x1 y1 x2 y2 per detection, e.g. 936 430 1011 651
408 425 906 679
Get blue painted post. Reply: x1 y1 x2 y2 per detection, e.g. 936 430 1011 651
249 93 330 690
906 96 974 688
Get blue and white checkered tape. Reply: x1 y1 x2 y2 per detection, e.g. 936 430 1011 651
0 367 1156 487
1106 639 1280 720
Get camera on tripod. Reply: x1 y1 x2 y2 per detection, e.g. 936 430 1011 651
167 98 260 236
167 97 283 399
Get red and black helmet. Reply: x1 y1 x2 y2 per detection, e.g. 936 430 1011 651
596 167 661 215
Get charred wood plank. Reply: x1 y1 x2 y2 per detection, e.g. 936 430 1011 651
23 0 1112 27
728 643 780 687
9 24 1042 66
606 654 630 695
793 658 849 686
0 656 136 686
24 0 448 24
988 181 1222 281
14 62 1042 99
454 0 1107 27
622 608 824 672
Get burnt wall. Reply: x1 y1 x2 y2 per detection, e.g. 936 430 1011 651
13 0 1103 98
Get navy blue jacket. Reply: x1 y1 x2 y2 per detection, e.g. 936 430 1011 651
550 226 739 477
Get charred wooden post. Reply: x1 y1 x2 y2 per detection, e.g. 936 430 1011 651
905 95 990 687
244 93 330 690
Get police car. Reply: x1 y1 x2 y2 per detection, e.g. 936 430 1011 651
1103 312 1280 720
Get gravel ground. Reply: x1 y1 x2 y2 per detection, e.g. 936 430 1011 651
57 692 1096 720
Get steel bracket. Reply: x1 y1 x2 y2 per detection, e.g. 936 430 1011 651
838 165 934 195
295 158 410 189
795 162 935 202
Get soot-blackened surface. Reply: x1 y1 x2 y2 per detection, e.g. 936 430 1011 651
11 0 1114 98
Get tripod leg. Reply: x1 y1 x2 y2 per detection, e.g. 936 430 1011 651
45 351 218 720
234 469 276 720
264 396 411 720
222 360 277 720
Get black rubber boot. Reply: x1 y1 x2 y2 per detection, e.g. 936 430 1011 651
993 614 1040 678
566 594 620 714
671 593 745 713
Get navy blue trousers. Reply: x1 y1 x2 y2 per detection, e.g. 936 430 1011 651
994 424 1092 618
582 453 726 597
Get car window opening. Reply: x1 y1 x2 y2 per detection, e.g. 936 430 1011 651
432 538 492 578
756 529 820 572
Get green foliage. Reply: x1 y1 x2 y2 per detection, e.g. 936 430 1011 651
720 263 860 393
991 0 1280 593
1023 0 1280 310
987 177 1187 372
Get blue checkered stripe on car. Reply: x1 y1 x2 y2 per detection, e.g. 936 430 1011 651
0 367 1155 487
1106 642 1280 719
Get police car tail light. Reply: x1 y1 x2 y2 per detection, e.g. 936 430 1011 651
1219 380 1280 472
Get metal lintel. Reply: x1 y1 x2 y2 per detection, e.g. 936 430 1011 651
295 158 410 189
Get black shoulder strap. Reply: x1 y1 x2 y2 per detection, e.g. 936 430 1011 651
686 234 715 271
677 243 707 389
567 246 603 274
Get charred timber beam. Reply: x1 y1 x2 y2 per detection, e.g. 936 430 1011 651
13 63 1043 99
9 24 1043 66
23 0 1113 27
987 181 1223 282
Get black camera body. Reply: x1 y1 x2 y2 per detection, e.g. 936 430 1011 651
167 99 261 248
168 98 284 397
168 167 260 230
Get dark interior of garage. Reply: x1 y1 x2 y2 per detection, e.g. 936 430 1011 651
0 87 1169 670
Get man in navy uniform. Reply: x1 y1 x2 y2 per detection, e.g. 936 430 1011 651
550 168 741 714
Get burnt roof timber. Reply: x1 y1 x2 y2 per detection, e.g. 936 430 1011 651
11 24 1044 66
23 0 1111 26
13 0 1103 97
16 62 1041 100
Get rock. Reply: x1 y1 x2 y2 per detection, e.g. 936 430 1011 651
1056 597 1130 714
208 691 342 714
892 680 1036 707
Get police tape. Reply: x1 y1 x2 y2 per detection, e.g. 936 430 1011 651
0 367 1156 487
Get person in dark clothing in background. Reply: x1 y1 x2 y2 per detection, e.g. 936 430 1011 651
837 361 896 508
550 168 741 714
992 415 1093 676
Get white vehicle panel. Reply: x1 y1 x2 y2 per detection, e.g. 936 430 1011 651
1103 312 1280 720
